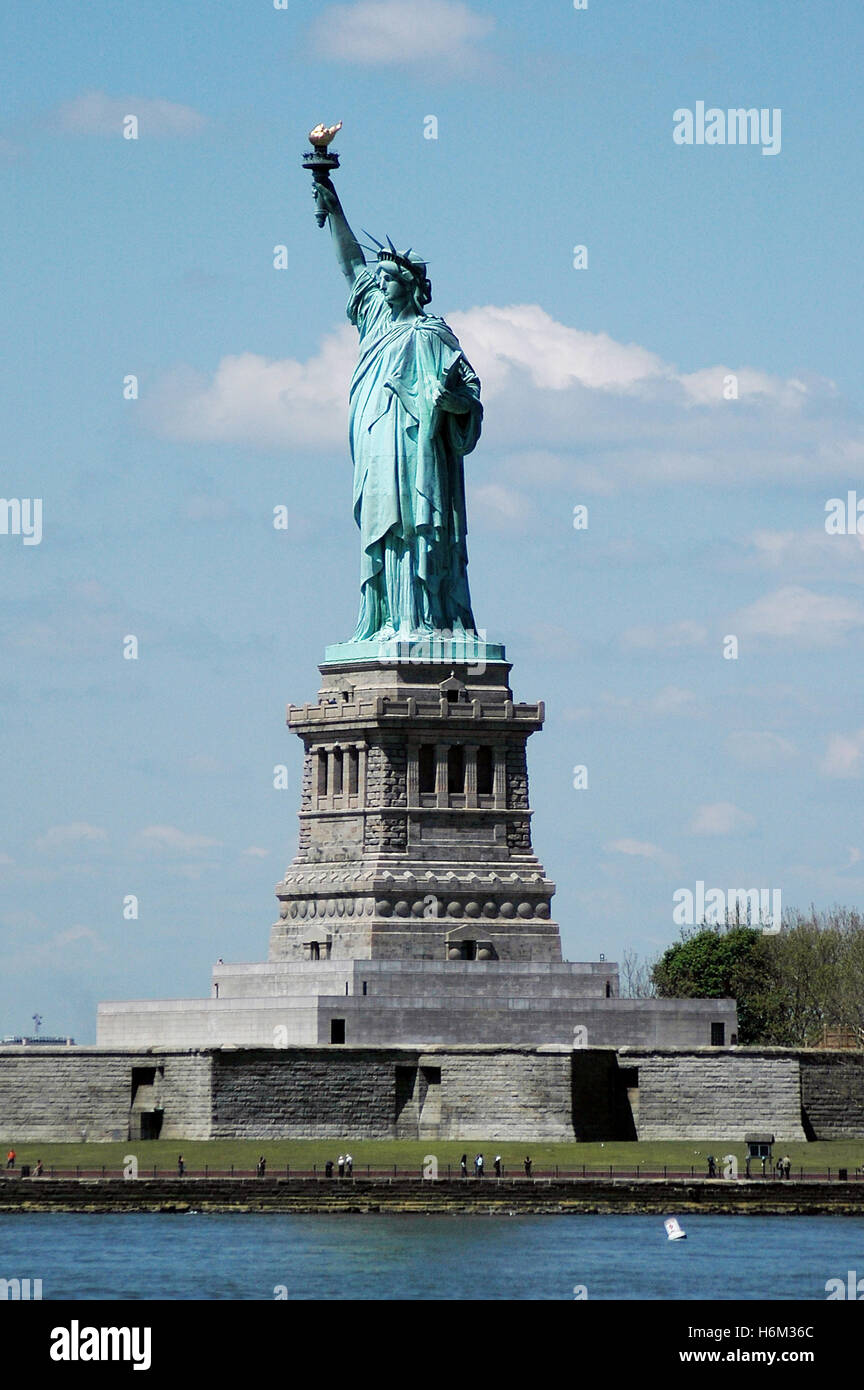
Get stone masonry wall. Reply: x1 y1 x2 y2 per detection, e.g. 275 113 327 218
210 1048 398 1138
9 1046 864 1143
800 1052 864 1139
366 740 407 809
0 1049 215 1142
505 740 530 811
634 1051 806 1141
0 1051 131 1142
158 1053 214 1140
436 1048 573 1140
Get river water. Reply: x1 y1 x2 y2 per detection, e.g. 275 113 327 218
3 1212 864 1300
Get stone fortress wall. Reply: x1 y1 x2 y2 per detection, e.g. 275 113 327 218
1 1044 861 1144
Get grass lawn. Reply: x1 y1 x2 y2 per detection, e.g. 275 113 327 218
2 1139 864 1177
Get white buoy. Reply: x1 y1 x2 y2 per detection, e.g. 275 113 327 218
665 1216 687 1241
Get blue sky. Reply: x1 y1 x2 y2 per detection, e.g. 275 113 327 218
1 0 863 1040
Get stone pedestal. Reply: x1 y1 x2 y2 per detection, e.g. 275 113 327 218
269 655 561 966
96 648 738 1052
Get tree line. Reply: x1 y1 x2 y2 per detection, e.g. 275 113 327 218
621 907 864 1046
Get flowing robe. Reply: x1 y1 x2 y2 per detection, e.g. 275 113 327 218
346 266 482 640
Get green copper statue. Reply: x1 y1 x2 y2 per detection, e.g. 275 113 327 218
304 126 483 649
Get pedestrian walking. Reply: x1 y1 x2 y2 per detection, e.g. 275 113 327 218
474 1153 484 1179
34 1159 43 1177
325 1159 334 1178
345 1152 353 1177
256 1155 266 1178
177 1154 185 1177
494 1155 502 1178
524 1156 532 1177
460 1153 468 1178
338 1154 345 1178
5 1149 14 1170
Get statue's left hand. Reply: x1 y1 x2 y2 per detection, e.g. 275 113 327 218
433 386 469 414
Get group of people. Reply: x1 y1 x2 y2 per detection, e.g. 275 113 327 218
706 1152 793 1179
5 1149 43 1177
458 1154 533 1178
324 1154 354 1178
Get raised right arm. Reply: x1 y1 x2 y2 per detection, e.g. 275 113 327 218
313 180 366 286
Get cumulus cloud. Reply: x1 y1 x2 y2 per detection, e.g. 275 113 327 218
57 90 206 136
310 0 494 68
689 802 756 835
145 302 863 491
34 824 108 853
471 482 534 528
747 528 864 583
145 329 354 449
52 926 103 951
605 838 678 871
135 826 221 854
821 729 864 779
649 686 700 716
450 304 666 394
734 586 864 647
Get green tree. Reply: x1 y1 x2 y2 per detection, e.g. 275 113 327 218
652 907 864 1046
652 925 773 1043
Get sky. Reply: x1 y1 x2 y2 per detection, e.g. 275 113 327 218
1 0 862 1041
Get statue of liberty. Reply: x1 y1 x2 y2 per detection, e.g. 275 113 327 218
309 148 483 648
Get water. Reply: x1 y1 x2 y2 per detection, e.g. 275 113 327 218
3 1213 864 1300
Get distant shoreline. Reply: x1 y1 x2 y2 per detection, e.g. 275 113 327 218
2 1176 864 1216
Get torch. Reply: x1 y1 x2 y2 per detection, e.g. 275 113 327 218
302 122 342 227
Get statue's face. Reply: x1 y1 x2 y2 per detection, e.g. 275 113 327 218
376 263 412 308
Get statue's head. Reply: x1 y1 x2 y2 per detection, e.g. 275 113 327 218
375 246 432 312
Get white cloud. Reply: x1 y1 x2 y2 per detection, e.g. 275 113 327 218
676 366 813 408
450 304 666 394
471 482 533 528
605 838 677 871
52 926 103 952
135 826 221 854
34 823 108 852
748 528 864 582
821 729 864 779
58 90 206 136
725 731 797 767
310 0 494 68
146 302 863 492
735 586 864 647
649 686 700 716
243 846 270 858
146 329 354 449
689 802 756 835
